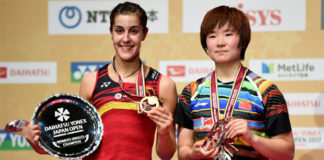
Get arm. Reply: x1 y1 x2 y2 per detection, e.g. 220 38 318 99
178 127 219 160
226 119 295 160
24 71 97 155
226 83 295 160
79 71 97 102
147 76 177 160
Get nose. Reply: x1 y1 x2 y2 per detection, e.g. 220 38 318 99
216 36 226 47
122 32 130 42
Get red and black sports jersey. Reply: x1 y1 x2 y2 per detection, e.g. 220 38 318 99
85 64 162 160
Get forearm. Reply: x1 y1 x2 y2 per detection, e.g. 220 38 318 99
156 129 176 160
26 139 48 154
178 146 195 160
248 133 294 160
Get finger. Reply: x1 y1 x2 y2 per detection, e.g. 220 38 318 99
208 146 220 158
148 111 172 123
34 135 40 142
148 108 170 118
31 125 40 130
194 141 205 148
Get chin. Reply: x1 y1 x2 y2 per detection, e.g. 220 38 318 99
120 54 139 62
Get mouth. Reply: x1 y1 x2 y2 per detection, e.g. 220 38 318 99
216 50 227 54
119 45 133 52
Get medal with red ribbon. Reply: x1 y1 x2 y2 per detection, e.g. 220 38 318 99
203 65 247 159
113 57 160 114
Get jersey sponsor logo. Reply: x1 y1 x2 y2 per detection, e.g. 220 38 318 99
0 67 7 78
114 93 127 100
71 62 107 83
167 65 185 77
151 70 159 80
193 102 208 108
100 81 111 88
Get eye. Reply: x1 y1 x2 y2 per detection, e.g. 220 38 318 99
114 27 124 34
207 34 216 39
225 33 233 36
130 29 139 35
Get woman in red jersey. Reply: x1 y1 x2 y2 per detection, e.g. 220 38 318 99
24 2 177 160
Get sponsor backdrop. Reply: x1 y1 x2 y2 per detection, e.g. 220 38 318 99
1 0 323 159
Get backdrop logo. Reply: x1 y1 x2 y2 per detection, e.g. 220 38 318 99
167 65 185 77
0 130 32 150
285 92 324 115
59 6 82 29
249 59 324 81
0 67 7 78
49 1 168 34
262 63 274 74
71 62 107 83
293 127 324 149
0 62 57 84
159 60 214 82
183 0 306 33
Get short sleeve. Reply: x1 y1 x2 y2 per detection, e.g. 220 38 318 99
174 84 193 129
263 84 292 137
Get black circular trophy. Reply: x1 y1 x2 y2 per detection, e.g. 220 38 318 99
32 94 103 159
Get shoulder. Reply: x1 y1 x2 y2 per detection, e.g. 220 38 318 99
81 71 97 85
246 69 277 92
246 68 284 102
182 73 210 95
79 71 97 101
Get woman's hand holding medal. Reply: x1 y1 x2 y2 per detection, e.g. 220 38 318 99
147 105 173 136
225 118 255 144
189 141 220 159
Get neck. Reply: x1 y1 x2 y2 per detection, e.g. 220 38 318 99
113 56 141 79
215 61 242 82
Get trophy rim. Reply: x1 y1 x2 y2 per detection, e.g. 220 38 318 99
31 93 103 159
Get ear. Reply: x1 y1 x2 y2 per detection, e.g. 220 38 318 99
109 26 113 39
204 48 209 55
142 28 148 41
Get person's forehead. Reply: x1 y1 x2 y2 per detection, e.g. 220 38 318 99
113 14 141 27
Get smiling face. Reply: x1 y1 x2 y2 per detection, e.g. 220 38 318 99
111 14 148 62
206 23 242 65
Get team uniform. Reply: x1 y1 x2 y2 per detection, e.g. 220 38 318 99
175 68 292 160
85 64 162 160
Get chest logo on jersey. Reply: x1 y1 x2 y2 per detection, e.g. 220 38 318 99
100 81 111 88
114 93 127 100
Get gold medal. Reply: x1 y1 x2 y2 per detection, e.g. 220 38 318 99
139 96 160 113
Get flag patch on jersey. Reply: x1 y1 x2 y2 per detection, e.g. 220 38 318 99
239 101 252 110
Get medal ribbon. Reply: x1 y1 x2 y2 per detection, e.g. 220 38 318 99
210 65 247 156
114 59 146 114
